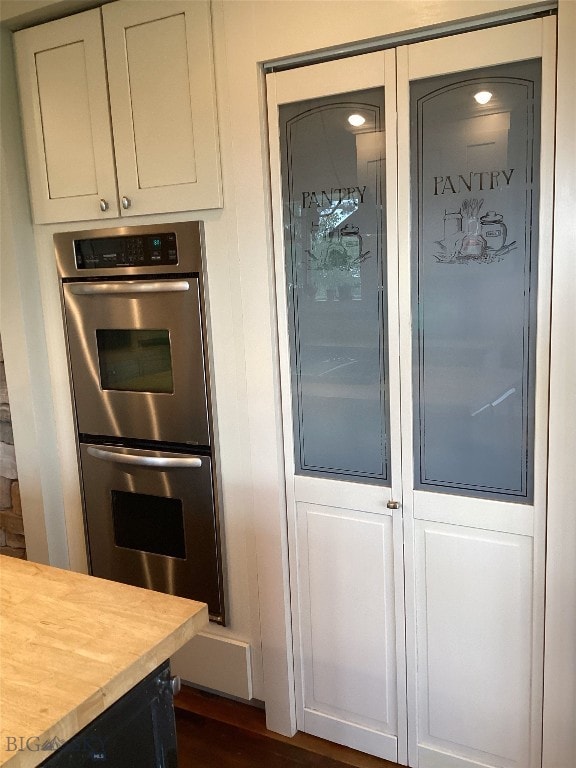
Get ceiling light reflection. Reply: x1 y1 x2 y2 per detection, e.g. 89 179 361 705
474 90 493 105
348 114 366 127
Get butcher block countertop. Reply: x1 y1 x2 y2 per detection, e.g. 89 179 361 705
0 555 208 768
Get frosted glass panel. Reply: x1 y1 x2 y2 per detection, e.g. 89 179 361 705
411 61 540 501
280 89 389 482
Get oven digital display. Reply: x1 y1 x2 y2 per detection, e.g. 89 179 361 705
74 232 178 269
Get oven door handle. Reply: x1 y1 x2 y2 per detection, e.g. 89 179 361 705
86 446 202 468
69 281 191 295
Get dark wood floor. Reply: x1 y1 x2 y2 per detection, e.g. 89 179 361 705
174 685 402 768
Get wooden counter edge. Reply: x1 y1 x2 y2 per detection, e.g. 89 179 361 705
0 557 209 768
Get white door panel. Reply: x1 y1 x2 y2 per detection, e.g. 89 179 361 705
297 504 397 753
295 476 392 515
413 491 534 536
271 50 391 103
407 19 545 79
415 521 533 767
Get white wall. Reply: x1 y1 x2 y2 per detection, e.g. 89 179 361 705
1 2 574 765
0 26 66 567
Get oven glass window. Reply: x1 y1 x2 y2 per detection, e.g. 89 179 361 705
96 329 174 393
112 490 186 559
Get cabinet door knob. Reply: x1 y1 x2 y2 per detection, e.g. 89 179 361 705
169 675 181 696
121 196 131 210
99 198 109 212
387 500 400 510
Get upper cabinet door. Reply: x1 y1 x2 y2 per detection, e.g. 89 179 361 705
14 9 119 223
103 0 222 215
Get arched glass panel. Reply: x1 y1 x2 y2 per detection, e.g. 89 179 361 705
280 89 389 482
411 60 541 501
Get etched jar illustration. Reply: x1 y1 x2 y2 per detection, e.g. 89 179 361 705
480 211 507 251
443 209 462 239
460 217 486 260
338 224 362 298
340 223 362 263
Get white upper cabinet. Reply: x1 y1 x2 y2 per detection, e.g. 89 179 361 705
14 1 222 224
103 0 222 217
15 9 119 222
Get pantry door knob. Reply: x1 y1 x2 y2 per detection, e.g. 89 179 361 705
99 198 109 212
121 196 131 210
387 500 400 510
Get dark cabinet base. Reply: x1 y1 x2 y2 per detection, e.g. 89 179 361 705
40 662 177 767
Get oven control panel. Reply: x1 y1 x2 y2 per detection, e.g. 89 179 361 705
74 232 178 270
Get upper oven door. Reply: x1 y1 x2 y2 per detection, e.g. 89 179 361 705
63 277 210 445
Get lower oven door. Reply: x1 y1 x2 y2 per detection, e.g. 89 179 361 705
79 443 224 623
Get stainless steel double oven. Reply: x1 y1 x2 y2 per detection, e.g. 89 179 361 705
55 222 224 623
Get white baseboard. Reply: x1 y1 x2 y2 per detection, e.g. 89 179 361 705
170 632 253 700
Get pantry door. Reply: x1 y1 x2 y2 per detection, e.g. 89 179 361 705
267 16 555 768
397 18 555 768
267 52 407 763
